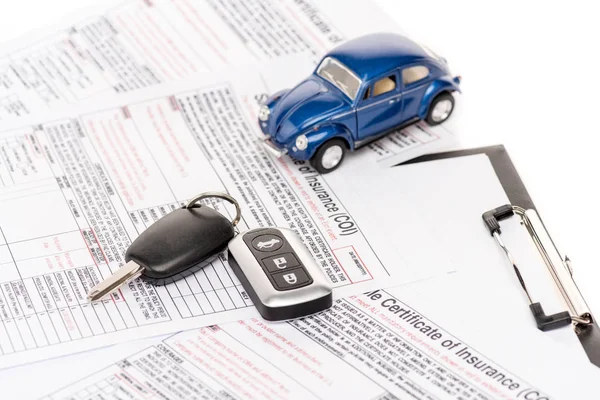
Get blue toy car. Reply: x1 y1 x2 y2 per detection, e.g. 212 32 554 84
257 33 461 173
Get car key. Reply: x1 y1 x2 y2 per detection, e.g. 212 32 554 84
228 227 333 321
87 192 241 301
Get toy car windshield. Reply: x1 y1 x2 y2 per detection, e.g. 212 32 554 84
316 57 361 100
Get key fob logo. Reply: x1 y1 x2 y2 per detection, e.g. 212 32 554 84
273 257 288 269
256 238 280 249
282 273 297 285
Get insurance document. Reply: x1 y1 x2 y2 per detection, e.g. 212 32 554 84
39 280 600 400
0 0 400 123
0 61 459 368
0 0 458 167
1 148 593 399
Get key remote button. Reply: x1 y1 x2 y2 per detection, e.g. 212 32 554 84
271 268 311 291
262 253 300 272
251 234 284 252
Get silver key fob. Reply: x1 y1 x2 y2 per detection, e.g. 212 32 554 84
228 228 332 321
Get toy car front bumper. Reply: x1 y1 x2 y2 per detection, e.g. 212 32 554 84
261 139 288 158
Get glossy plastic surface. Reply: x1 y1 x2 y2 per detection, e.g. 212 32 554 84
125 206 234 283
259 33 461 160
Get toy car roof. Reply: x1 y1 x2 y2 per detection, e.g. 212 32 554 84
325 33 431 82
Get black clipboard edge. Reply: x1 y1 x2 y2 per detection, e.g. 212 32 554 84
401 145 536 210
397 145 600 368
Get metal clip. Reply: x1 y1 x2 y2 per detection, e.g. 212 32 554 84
482 205 593 331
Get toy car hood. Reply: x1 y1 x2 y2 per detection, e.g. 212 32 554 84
270 77 350 143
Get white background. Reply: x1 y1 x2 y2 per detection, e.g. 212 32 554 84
0 1 599 320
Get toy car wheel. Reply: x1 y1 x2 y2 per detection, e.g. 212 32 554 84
426 92 455 125
310 139 346 174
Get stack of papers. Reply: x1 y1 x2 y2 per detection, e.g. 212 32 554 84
0 0 597 399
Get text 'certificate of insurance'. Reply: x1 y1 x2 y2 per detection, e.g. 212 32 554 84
0 68 451 368
43 288 583 400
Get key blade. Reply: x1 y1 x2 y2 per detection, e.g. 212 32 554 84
87 261 144 302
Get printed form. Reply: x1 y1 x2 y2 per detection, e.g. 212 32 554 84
0 0 458 167
0 64 456 369
1 148 596 399
41 284 600 400
0 0 399 123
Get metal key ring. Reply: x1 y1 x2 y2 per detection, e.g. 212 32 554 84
184 191 242 227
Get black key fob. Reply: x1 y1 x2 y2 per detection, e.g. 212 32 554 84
228 227 333 321
126 205 235 285
88 192 241 301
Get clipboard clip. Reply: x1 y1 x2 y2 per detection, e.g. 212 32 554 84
482 205 593 331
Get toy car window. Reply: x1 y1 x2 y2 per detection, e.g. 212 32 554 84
402 66 429 85
317 57 362 100
372 75 397 97
362 86 371 100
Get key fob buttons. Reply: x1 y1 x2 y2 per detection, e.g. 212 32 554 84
251 234 284 252
271 269 311 290
242 228 313 291
228 227 333 321
262 253 300 272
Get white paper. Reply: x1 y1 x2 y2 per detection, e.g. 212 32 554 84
0 0 459 169
0 0 400 124
0 106 581 369
37 278 600 400
0 335 169 400
1 150 592 399
0 62 463 369
324 152 587 356
368 154 586 350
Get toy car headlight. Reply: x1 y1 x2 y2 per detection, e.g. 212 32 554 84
295 134 308 150
258 105 271 121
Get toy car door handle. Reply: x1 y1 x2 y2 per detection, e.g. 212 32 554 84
388 94 401 104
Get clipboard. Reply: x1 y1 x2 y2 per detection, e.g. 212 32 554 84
399 145 600 367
